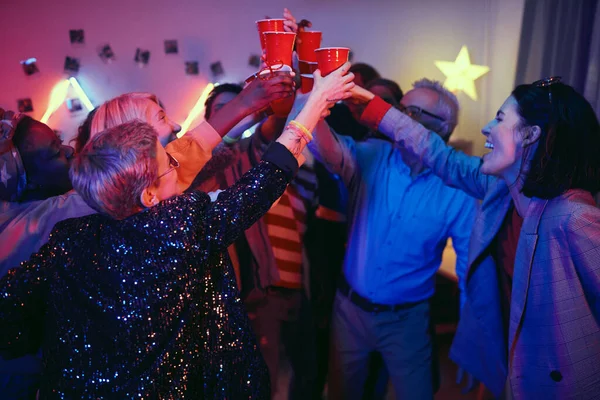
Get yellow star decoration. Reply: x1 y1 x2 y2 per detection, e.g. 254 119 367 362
435 46 490 101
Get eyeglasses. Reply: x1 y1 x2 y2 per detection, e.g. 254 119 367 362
532 76 562 104
157 152 179 179
398 104 445 122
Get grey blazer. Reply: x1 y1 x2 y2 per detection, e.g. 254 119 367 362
375 106 600 398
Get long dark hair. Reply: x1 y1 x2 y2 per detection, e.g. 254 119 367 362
513 82 600 199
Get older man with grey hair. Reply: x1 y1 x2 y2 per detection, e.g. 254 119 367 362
288 78 477 399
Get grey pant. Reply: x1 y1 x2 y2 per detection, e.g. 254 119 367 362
328 291 434 400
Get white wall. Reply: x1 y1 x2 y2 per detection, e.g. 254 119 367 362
0 0 524 154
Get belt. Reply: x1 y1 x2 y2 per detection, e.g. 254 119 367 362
338 276 421 313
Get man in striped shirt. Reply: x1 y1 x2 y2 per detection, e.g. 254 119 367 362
216 110 322 400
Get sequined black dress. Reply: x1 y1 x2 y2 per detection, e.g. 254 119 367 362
0 144 298 399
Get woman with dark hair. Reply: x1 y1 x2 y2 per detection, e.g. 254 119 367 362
349 78 600 399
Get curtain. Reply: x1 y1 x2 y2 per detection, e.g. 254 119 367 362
514 0 598 93
584 3 600 117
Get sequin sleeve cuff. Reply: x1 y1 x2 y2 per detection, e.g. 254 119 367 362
261 142 299 180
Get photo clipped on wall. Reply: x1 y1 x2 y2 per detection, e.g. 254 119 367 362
135 48 151 66
98 44 116 63
164 40 179 54
66 98 83 112
20 58 39 76
248 54 261 68
64 57 80 74
185 61 199 75
210 61 224 77
17 98 33 113
69 29 84 44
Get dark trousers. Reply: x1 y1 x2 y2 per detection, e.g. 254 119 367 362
245 288 316 400
328 291 435 400
307 219 346 399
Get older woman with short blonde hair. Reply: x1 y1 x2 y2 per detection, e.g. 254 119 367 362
90 92 180 146
0 64 355 398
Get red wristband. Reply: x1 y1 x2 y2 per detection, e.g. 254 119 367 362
359 96 393 131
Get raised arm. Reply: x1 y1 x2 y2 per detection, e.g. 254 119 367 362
354 88 493 200
168 74 297 191
286 94 359 186
199 64 355 251
311 120 360 187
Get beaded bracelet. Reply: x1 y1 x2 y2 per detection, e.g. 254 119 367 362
289 120 313 141
286 124 312 143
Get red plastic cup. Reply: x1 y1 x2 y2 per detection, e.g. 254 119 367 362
263 31 296 68
251 65 295 117
296 31 322 62
298 60 318 75
271 92 296 117
300 74 314 94
256 19 285 50
315 47 350 76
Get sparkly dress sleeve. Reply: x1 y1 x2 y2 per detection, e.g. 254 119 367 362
197 142 298 252
0 243 53 359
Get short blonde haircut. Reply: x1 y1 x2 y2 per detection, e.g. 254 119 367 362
71 120 158 220
412 78 460 136
90 92 159 138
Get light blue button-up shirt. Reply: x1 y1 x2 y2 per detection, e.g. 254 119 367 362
308 122 476 305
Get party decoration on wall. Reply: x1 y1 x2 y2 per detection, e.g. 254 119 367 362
164 40 179 54
68 77 94 111
64 56 80 74
69 29 84 44
185 62 199 75
40 78 94 124
210 61 224 77
135 48 150 66
179 83 215 137
41 80 71 123
434 45 489 101
17 98 33 113
98 44 116 63
248 54 261 68
20 58 39 76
